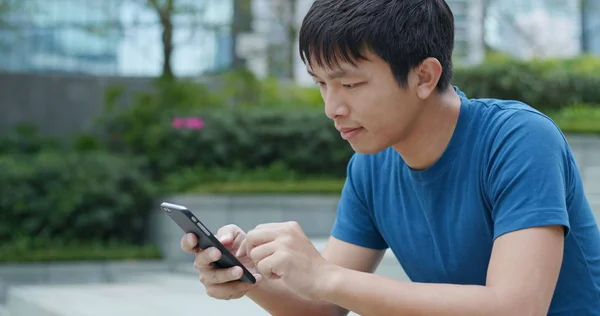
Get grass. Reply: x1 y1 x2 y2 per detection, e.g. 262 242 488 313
0 242 163 263
549 104 600 134
189 178 346 195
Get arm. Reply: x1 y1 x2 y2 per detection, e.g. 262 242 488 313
312 111 571 315
317 225 564 316
246 236 385 316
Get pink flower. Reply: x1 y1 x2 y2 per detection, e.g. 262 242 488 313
186 117 204 130
172 117 185 128
172 117 205 130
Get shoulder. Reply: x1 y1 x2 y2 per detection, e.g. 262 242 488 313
468 97 569 153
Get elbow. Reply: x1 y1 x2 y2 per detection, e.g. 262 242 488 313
272 304 346 316
494 297 550 316
505 304 550 316
490 289 550 316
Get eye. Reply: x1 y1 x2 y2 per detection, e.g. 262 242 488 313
342 83 360 89
315 81 326 87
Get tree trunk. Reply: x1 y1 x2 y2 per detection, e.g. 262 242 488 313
284 0 297 80
148 0 175 79
581 0 589 53
161 15 174 79
231 0 253 70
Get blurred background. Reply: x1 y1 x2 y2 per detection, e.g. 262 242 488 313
0 0 599 315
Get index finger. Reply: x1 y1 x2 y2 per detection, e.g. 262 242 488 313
216 224 243 245
244 229 279 252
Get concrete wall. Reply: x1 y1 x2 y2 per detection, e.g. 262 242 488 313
149 134 600 262
0 72 155 137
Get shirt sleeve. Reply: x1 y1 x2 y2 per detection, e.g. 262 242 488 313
486 110 572 240
331 154 388 250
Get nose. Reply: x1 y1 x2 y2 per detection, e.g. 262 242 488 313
324 89 349 119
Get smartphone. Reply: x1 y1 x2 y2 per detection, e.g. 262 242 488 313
161 202 256 284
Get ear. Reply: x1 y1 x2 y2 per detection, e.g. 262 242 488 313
415 57 442 99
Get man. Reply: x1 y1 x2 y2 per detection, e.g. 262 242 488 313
181 0 600 315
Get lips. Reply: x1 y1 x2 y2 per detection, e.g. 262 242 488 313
338 127 363 140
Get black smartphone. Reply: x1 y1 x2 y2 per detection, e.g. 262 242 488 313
161 202 256 284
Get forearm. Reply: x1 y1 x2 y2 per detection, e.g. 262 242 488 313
247 278 345 316
318 266 509 316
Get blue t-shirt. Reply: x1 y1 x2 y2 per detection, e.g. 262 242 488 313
332 88 600 315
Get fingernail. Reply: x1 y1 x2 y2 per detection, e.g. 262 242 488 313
231 267 240 277
186 234 194 245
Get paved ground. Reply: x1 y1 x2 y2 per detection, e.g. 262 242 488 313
3 239 409 316
8 274 267 316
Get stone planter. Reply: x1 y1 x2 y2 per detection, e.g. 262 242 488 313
147 194 341 262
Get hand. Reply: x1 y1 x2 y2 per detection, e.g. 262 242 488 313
181 224 263 300
237 221 332 300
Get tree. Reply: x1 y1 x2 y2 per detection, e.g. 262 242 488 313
261 0 297 80
0 0 32 50
483 0 578 59
231 0 253 70
145 0 218 80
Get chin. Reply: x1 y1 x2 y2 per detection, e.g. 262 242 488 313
348 142 388 155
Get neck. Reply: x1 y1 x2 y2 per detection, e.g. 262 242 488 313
391 87 462 171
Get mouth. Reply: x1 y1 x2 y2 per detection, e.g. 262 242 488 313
338 127 363 140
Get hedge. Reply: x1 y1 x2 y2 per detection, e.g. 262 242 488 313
453 59 600 112
0 151 157 248
102 105 354 183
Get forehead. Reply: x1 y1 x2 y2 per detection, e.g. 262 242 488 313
306 47 386 73
307 64 361 79
306 53 385 79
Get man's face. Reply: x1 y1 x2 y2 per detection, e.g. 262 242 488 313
308 51 423 154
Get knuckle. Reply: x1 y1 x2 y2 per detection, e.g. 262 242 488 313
248 248 257 261
282 251 293 261
211 269 220 284
193 257 202 271
279 234 294 246
287 221 300 230
216 224 238 236
194 251 212 270
205 287 217 298
229 283 248 298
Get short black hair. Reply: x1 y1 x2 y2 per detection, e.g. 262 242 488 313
299 0 455 92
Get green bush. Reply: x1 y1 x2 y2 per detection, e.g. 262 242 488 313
454 55 600 112
95 56 600 189
548 103 600 135
103 106 354 182
0 123 64 154
0 152 156 247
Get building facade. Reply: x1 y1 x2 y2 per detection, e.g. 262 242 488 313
0 0 234 77
582 0 600 54
486 0 581 59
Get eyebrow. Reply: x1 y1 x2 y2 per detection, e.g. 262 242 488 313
307 69 356 80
